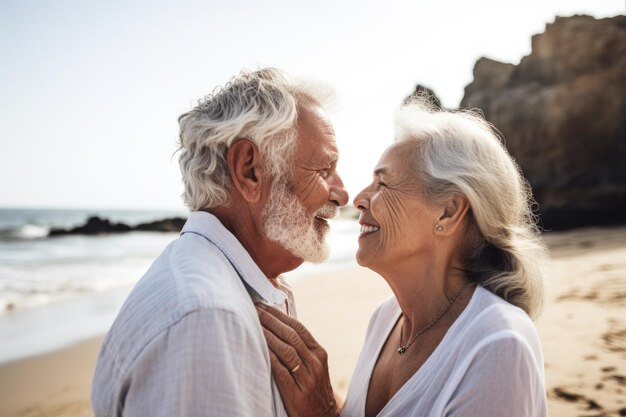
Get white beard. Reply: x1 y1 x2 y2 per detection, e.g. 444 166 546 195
262 178 337 264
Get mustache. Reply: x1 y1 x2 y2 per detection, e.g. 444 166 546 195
315 203 339 220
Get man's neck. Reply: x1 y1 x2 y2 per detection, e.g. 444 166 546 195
207 205 303 279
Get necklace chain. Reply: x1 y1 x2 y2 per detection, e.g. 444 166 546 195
397 281 473 355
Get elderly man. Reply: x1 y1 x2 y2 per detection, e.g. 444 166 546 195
92 68 348 416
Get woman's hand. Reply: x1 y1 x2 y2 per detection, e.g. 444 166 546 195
256 303 340 417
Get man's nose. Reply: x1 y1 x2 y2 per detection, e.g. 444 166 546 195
329 173 349 207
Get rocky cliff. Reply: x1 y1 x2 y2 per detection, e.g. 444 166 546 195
461 15 626 230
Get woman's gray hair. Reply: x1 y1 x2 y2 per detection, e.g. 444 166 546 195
396 97 547 319
177 68 333 211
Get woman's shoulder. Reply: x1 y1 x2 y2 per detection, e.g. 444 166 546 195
458 286 543 359
470 286 537 332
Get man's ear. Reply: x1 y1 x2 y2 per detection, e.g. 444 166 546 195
227 139 264 203
435 194 470 235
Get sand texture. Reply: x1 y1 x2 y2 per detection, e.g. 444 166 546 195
0 226 625 416
0 337 102 417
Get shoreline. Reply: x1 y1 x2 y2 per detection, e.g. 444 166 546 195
0 225 625 416
0 260 360 365
0 286 132 363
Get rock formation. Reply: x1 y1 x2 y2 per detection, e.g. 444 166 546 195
49 216 186 236
461 15 626 230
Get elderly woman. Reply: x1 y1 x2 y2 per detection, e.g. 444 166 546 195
256 98 548 417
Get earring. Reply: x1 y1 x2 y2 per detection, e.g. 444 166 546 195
434 224 444 232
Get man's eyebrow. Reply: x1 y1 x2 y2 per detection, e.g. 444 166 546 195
374 167 387 176
327 152 339 164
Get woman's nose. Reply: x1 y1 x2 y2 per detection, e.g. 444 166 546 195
353 187 370 211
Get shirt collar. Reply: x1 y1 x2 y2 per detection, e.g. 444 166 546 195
180 211 287 306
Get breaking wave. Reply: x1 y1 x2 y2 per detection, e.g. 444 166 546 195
0 224 50 241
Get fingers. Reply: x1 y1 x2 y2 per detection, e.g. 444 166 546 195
257 304 331 393
257 304 339 417
261 325 304 377
257 303 320 351
266 340 303 389
256 305 318 364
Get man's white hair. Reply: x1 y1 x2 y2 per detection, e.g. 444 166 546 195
177 68 334 210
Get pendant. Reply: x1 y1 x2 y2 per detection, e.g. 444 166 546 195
397 347 407 355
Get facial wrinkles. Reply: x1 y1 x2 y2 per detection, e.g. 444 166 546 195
292 139 336 202
383 167 421 196
368 162 424 259
377 188 411 260
297 147 337 169
295 152 338 205
388 140 424 193
294 168 326 204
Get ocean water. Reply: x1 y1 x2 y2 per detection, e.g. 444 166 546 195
0 207 360 361
0 208 360 314
0 208 187 313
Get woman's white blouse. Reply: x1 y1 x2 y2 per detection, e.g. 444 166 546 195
341 286 547 417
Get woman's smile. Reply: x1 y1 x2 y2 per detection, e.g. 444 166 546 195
359 222 380 237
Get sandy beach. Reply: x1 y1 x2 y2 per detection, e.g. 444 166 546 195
1 226 625 417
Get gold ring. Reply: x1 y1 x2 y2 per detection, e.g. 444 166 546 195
289 363 301 374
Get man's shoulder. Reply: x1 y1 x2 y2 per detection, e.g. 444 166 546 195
169 231 248 303
170 229 235 275
126 233 246 313
98 232 258 371
93 241 264 414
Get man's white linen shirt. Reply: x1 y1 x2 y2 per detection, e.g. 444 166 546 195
341 286 547 417
92 211 294 417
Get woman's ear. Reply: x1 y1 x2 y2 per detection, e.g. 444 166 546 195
434 194 470 235
227 139 264 203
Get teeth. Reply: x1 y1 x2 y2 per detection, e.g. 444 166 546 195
360 225 379 234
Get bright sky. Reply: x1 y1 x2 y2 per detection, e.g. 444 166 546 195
1 0 623 210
